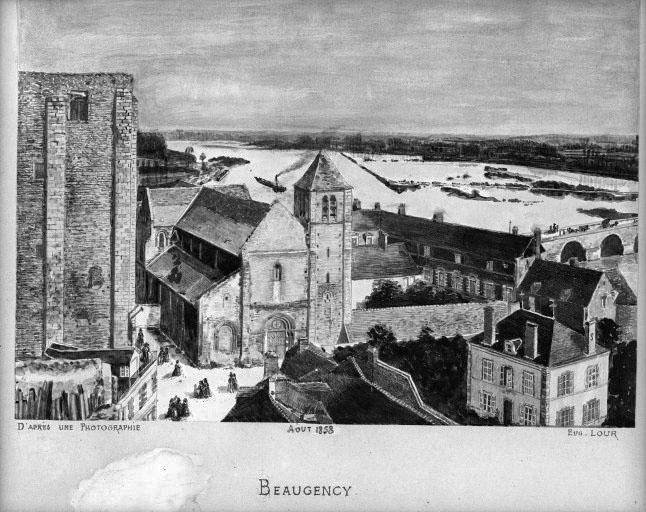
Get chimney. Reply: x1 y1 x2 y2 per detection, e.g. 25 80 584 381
298 337 309 352
398 203 406 215
524 321 539 360
512 225 519 235
483 306 495 345
584 320 597 355
263 351 280 378
377 230 388 250
533 227 542 259
352 198 362 211
432 211 444 223
374 202 381 211
569 258 578 267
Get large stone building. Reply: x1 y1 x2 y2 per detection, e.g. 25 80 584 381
351 207 543 302
140 152 355 366
16 72 138 359
467 306 610 426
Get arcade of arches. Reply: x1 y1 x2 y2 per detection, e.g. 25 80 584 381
600 234 624 258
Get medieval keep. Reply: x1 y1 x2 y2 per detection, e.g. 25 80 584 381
16 72 138 358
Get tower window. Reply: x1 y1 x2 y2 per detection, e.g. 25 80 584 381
157 231 167 249
326 272 330 283
322 195 329 221
69 91 88 121
330 195 337 220
327 247 330 258
274 264 282 281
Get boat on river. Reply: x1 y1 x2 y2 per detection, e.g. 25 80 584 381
254 175 286 193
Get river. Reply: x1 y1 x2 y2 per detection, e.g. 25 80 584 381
167 141 639 234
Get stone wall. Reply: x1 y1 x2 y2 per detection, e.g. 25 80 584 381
16 72 137 358
350 300 516 343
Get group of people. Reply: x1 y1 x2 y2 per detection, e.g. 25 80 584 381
157 346 170 364
546 222 560 234
194 378 212 399
166 396 189 421
227 372 239 393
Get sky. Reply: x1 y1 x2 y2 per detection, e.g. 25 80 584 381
18 0 640 135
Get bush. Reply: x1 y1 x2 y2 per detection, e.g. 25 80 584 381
364 279 470 309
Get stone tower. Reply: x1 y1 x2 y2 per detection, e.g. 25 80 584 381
293 152 352 349
16 72 138 359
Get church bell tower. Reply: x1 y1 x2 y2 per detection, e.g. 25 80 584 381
293 151 352 349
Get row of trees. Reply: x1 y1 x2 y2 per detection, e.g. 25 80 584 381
363 279 471 309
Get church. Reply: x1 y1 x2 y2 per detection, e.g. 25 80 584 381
138 151 355 366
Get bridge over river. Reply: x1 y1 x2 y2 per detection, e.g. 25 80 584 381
539 217 638 263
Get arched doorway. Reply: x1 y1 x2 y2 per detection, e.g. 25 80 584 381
560 241 587 264
600 234 624 258
218 325 234 352
211 322 238 359
265 316 292 359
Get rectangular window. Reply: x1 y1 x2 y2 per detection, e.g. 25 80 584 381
556 406 575 427
583 398 600 424
499 366 514 389
453 272 462 291
351 236 358 246
479 391 496 414
557 371 573 396
481 359 493 382
454 253 462 264
119 365 130 378
520 404 537 426
366 235 373 245
423 245 431 257
484 282 495 299
437 269 446 287
585 365 599 389
33 160 45 180
127 398 134 420
69 91 88 121
469 277 478 295
522 371 535 396
486 260 494 271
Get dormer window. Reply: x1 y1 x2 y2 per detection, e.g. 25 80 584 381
69 91 88 121
559 288 572 301
504 339 518 355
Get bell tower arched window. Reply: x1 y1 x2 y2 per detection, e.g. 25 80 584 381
330 195 337 221
274 263 282 281
322 195 329 221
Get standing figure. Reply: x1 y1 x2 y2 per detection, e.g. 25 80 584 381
203 378 211 398
172 360 182 377
227 373 233 393
181 398 190 418
136 328 144 350
232 372 239 392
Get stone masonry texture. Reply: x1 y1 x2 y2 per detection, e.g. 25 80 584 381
16 72 137 359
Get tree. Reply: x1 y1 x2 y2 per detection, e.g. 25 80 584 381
364 279 404 308
366 323 397 358
137 131 167 158
597 318 621 347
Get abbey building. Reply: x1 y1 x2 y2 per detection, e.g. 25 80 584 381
138 151 354 366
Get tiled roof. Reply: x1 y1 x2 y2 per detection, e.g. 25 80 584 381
147 187 200 227
207 183 252 200
352 209 537 261
280 343 338 380
517 259 603 306
147 245 225 305
351 242 421 280
294 151 352 191
175 187 270 255
470 309 607 367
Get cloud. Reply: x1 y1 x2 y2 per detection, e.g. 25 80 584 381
70 448 211 512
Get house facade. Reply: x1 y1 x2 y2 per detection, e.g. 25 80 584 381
467 306 609 426
517 259 617 333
